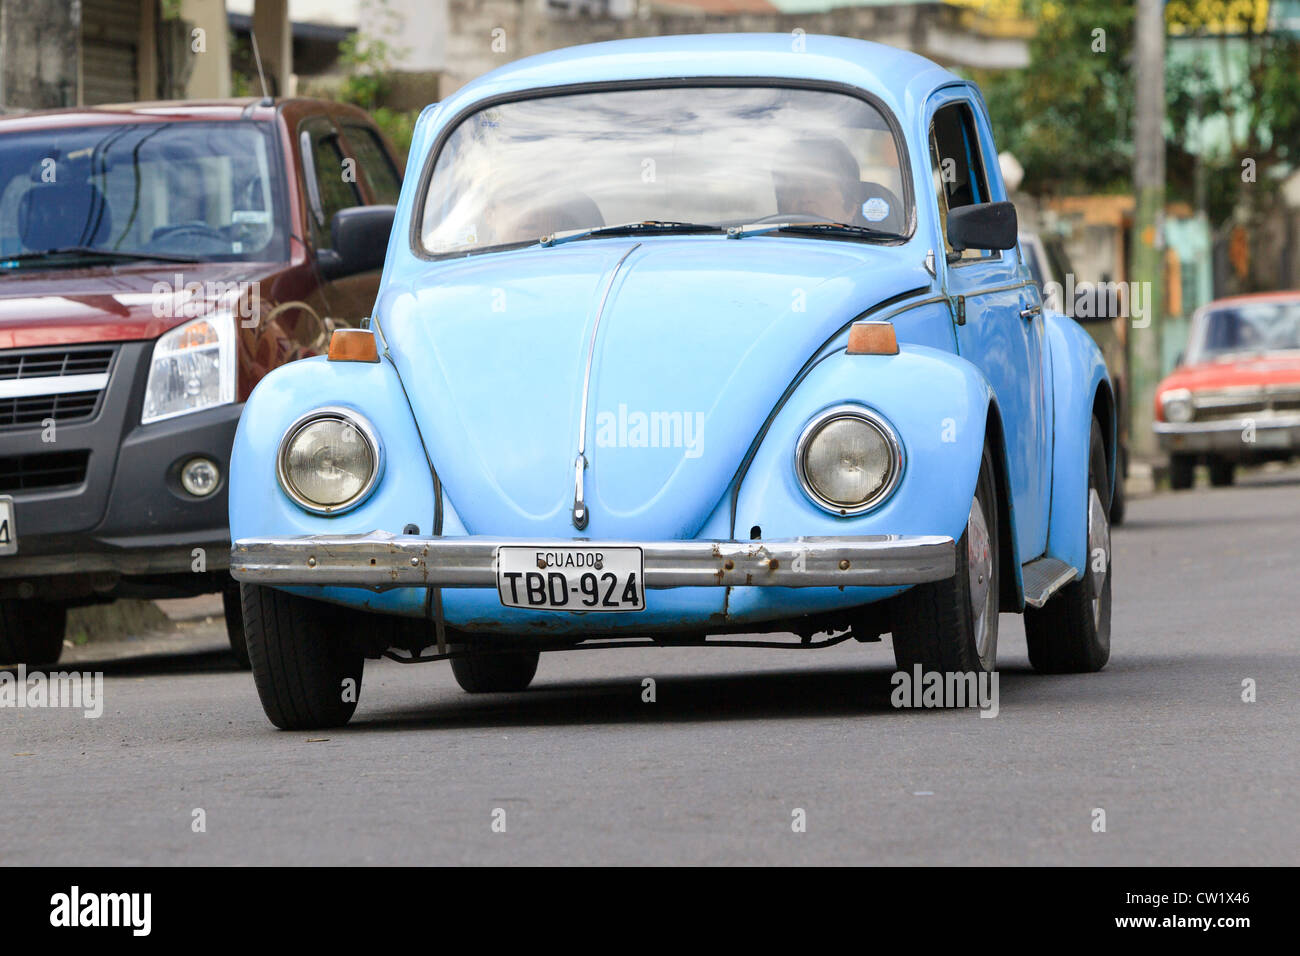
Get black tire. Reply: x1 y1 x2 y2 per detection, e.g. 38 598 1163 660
449 642 540 693
1208 458 1235 487
1025 418 1112 674
1109 445 1127 525
1169 453 1195 490
222 582 251 670
0 599 66 665
892 444 999 674
241 583 364 729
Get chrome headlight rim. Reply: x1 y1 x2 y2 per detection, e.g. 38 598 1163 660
795 403 904 516
1160 387 1194 424
275 406 384 516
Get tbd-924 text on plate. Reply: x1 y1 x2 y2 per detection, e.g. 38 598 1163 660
496 546 644 611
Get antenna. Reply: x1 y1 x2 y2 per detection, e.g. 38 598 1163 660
249 31 270 100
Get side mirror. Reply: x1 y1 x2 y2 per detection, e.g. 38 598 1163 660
947 201 1018 253
319 205 396 279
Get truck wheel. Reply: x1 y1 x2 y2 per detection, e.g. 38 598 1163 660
892 444 999 674
222 582 251 670
240 583 363 729
450 642 539 693
1025 419 1112 674
1169 453 1195 490
1208 458 1235 487
0 599 67 665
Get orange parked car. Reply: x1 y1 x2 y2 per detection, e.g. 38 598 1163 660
1154 292 1300 489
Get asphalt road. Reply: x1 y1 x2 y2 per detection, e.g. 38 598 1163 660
3 467 1298 866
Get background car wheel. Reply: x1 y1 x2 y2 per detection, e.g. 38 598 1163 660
449 642 540 693
1169 453 1196 490
240 583 364 729
1025 418 1112 674
0 599 67 665
222 581 251 670
891 443 999 674
1208 458 1235 487
1109 445 1127 525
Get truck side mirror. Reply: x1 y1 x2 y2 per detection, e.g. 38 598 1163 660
947 201 1018 253
319 205 396 279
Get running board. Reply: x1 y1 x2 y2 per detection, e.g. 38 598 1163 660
1021 556 1078 608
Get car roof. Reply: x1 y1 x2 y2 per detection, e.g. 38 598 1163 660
1201 290 1300 310
445 33 963 121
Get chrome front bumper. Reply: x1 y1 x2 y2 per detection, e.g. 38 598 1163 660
230 532 955 590
1155 415 1300 455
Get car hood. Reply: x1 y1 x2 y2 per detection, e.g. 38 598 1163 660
379 237 930 538
0 260 278 349
1161 353 1300 392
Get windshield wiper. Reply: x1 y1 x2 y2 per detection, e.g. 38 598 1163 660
727 220 903 242
539 220 720 247
0 246 203 267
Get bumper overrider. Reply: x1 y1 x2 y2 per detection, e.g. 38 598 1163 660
230 531 955 590
1154 415 1300 455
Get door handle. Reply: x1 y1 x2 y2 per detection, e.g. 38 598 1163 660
1019 304 1042 321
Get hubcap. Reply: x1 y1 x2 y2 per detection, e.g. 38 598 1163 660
966 495 995 665
1087 486 1110 629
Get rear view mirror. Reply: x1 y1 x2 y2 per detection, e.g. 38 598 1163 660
319 205 395 279
947 201 1018 253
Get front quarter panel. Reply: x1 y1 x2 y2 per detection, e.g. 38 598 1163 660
728 343 1000 621
228 355 436 615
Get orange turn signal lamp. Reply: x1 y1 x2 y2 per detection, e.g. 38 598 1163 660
328 328 380 363
845 321 899 355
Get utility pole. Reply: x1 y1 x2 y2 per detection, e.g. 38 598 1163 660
1130 0 1166 461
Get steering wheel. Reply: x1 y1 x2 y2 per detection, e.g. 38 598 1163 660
150 221 227 243
749 212 828 225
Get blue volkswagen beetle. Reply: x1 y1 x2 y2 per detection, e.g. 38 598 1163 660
229 34 1115 729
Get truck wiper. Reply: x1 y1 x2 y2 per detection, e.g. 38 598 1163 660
0 246 203 267
727 220 902 241
539 220 720 247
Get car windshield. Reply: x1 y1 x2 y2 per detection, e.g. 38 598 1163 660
420 85 909 256
1187 300 1300 362
0 121 286 267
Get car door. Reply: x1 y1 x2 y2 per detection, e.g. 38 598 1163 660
926 90 1051 560
298 112 394 327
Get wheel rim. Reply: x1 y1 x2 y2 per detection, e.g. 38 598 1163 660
1087 485 1111 630
967 494 995 665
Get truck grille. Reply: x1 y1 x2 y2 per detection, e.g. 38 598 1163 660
0 346 115 430
0 450 91 492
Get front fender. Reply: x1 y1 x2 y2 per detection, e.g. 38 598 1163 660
228 355 436 615
1044 311 1112 575
728 342 1005 620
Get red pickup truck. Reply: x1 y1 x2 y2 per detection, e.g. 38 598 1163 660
0 97 401 666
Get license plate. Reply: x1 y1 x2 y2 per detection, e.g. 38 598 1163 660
496 546 644 612
1254 429 1291 449
0 496 15 556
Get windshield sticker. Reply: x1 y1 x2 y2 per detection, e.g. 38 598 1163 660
862 197 890 222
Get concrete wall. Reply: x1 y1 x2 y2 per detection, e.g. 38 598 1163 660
0 0 81 110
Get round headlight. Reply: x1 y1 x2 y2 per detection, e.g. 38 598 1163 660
276 409 381 514
1161 389 1194 424
796 405 902 514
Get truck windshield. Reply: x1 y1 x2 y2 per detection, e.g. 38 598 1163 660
0 121 286 267
419 85 909 256
1188 300 1300 362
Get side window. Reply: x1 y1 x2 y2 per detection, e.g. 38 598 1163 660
300 116 363 250
342 125 402 205
929 103 993 261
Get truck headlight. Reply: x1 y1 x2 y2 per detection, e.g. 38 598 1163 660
1160 388 1194 424
276 408 382 514
796 404 903 515
142 312 236 423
